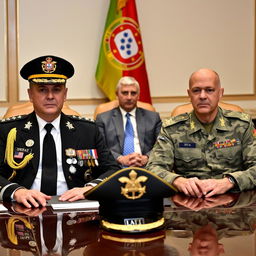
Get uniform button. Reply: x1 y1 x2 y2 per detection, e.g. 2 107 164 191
68 176 72 181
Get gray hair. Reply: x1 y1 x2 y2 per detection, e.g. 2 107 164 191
116 76 140 93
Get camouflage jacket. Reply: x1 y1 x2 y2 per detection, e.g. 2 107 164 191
165 190 256 239
165 208 256 239
146 108 256 191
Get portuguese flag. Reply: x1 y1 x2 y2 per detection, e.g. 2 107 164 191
95 0 152 104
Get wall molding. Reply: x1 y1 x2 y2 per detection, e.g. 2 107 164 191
3 0 256 109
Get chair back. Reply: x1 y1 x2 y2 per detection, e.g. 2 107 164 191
94 100 155 119
3 102 80 118
171 102 244 117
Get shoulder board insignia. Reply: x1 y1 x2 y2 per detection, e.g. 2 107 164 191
68 115 95 123
223 110 251 122
163 113 189 128
0 115 28 123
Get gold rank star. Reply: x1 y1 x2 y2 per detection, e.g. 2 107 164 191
24 121 32 130
66 121 74 130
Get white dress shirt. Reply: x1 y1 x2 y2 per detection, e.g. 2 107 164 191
30 115 68 195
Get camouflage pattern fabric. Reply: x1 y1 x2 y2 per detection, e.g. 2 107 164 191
146 108 256 191
165 208 256 239
165 191 256 239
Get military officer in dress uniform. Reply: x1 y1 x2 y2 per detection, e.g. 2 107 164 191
147 68 256 197
0 55 120 208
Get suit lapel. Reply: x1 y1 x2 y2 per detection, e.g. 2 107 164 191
112 108 124 150
136 108 145 152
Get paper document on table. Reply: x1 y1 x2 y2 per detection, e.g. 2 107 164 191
0 204 7 212
49 196 99 211
51 201 99 210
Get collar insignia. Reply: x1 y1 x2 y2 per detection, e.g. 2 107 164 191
66 121 74 130
219 117 225 127
24 121 32 130
190 120 195 130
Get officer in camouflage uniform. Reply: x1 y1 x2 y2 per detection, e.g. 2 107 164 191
146 68 256 197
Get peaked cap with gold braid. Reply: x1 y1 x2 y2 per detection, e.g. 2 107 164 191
20 55 74 85
84 167 177 233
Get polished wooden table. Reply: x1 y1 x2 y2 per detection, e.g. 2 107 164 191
0 190 255 256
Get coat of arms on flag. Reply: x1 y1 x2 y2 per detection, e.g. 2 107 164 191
96 0 151 104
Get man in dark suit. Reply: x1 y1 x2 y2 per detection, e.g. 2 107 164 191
95 76 162 167
0 55 120 207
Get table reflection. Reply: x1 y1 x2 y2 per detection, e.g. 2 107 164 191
0 190 255 256
83 230 179 256
0 209 99 256
165 190 256 256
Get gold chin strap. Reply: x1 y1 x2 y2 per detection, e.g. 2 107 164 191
6 216 33 245
102 233 165 243
101 217 165 232
5 128 34 180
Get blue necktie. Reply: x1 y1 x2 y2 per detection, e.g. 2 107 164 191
122 113 134 155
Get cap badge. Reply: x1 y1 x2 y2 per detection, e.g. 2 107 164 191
118 170 148 200
41 57 57 73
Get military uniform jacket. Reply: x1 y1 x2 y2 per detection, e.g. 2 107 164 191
0 112 120 201
146 108 256 192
